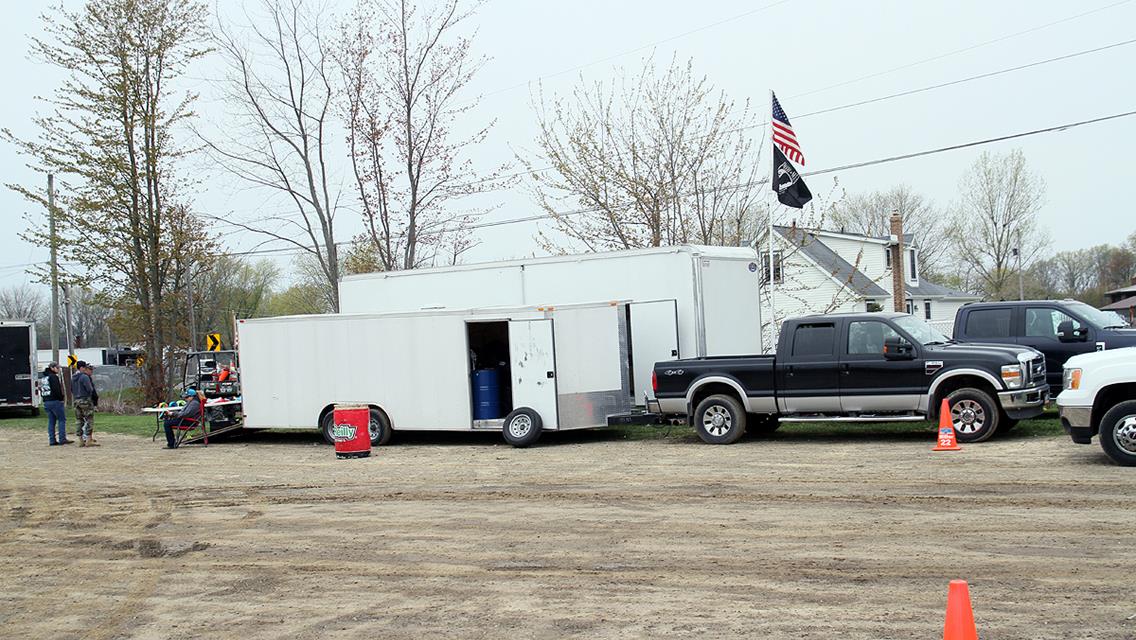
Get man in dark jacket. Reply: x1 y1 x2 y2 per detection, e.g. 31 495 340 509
42 362 70 446
71 361 98 447
163 389 203 449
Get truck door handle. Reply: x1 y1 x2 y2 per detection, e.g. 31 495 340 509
841 363 851 375
671 349 678 357
786 365 794 375
546 371 554 379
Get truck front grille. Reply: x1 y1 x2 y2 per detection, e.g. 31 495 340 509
1029 357 1045 385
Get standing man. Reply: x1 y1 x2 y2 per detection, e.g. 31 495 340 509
71 361 99 448
42 362 70 446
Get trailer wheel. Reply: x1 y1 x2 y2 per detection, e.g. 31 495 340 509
368 408 392 446
945 388 1000 443
319 412 336 445
694 394 746 444
502 408 542 448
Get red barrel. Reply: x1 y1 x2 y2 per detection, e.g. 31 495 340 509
333 404 371 459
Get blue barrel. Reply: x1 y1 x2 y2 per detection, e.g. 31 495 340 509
472 369 501 420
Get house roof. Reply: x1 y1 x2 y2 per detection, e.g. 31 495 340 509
905 280 976 300
1104 284 1136 296
773 225 978 301
774 226 889 297
1101 295 1136 311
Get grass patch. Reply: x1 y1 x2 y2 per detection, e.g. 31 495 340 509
0 410 157 438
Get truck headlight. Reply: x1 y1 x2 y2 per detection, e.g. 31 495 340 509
1063 368 1082 390
1001 364 1024 389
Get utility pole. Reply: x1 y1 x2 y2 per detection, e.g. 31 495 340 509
186 258 198 351
48 174 60 367
63 284 77 405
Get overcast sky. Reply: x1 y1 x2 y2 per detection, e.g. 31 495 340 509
2 0 1134 291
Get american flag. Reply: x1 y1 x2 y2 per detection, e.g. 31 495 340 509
771 92 805 165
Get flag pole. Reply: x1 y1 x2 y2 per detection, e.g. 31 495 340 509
767 89 778 350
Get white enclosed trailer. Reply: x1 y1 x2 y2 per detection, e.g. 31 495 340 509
237 301 635 447
1 321 40 415
339 245 765 405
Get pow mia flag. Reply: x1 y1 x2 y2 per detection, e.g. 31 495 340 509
771 145 812 209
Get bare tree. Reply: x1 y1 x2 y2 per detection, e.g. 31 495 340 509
523 55 764 252
945 150 1049 299
830 185 948 278
7 0 211 402
0 285 46 322
206 0 344 310
336 0 501 272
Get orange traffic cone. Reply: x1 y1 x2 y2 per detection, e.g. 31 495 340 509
943 579 978 640
933 398 962 451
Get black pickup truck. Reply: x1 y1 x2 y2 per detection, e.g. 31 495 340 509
652 312 1049 444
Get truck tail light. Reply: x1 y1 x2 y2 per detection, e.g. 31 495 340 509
651 370 658 393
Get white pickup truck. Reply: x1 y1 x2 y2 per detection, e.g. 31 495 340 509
1057 347 1136 466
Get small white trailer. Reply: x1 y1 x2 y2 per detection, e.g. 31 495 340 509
339 245 765 406
0 321 40 415
237 301 637 447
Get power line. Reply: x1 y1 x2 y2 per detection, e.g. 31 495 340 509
208 107 1136 256
469 0 795 104
789 0 1133 100
439 36 1136 193
462 108 1136 231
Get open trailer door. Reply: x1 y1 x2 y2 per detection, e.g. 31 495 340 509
508 319 558 429
629 300 679 405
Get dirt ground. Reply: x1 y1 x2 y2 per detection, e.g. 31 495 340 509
1 425 1132 640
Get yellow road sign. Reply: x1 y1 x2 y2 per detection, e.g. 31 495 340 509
206 333 222 352
67 354 77 368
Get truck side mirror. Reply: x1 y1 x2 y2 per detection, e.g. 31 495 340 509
883 336 915 360
1057 320 1085 343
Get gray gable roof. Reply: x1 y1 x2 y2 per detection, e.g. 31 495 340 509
774 225 977 301
774 226 889 297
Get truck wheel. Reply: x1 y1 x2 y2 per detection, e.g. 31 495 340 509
368 408 393 446
502 408 542 448
694 395 746 444
1098 400 1136 466
945 388 1000 443
746 413 780 437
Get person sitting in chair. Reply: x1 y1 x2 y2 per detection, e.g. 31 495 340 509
163 388 203 449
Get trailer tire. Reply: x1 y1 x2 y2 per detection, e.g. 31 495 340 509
502 408 542 448
368 408 393 446
694 394 746 444
1098 400 1136 466
945 388 1000 443
319 412 336 445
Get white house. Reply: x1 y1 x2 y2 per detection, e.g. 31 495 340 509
756 221 978 345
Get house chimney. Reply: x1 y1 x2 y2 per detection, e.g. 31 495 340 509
890 211 906 312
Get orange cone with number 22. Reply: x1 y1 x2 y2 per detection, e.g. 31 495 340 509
933 399 962 451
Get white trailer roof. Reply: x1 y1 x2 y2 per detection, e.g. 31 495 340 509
239 299 627 325
341 244 759 283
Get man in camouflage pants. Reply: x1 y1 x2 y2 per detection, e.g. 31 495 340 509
71 361 99 447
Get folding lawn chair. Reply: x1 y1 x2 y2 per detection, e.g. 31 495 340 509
170 401 208 448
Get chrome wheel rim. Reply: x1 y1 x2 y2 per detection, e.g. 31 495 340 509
508 414 532 439
369 417 381 442
702 405 733 437
951 399 986 434
1113 415 1136 455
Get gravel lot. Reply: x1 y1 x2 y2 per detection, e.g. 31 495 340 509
0 425 1132 639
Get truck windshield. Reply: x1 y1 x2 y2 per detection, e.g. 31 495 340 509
1067 301 1128 329
892 316 950 345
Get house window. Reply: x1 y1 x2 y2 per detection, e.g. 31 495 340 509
866 300 882 312
763 250 783 284
908 249 919 280
905 300 914 315
924 300 932 320
885 247 892 269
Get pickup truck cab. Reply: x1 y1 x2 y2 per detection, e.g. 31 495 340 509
653 312 1049 444
1056 347 1136 466
954 300 1136 392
